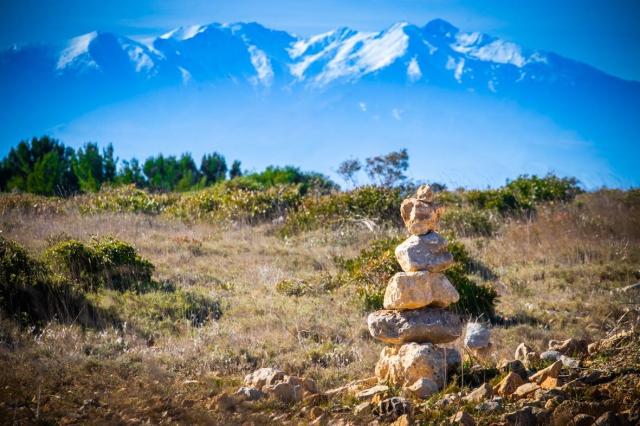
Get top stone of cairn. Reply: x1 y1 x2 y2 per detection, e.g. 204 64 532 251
400 185 442 235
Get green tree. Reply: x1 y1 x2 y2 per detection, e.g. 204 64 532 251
73 143 104 192
26 151 64 195
143 153 200 191
337 158 362 187
229 160 242 179
200 153 227 184
116 158 146 187
0 136 77 195
365 149 409 187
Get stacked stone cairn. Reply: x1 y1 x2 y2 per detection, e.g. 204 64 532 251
367 185 463 397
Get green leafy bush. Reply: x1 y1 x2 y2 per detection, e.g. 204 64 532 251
464 174 581 214
45 237 156 292
0 237 109 327
276 279 314 297
440 207 498 237
79 184 175 214
166 183 304 223
280 185 403 236
332 235 498 318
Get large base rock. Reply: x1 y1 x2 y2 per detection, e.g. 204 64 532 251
368 307 462 344
384 271 459 310
375 342 461 388
395 233 454 272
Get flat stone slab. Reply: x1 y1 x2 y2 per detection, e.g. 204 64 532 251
367 307 462 344
395 233 454 272
383 271 459 310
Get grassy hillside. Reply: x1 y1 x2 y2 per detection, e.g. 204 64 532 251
0 181 638 423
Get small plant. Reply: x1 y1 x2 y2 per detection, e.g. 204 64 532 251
276 279 313 297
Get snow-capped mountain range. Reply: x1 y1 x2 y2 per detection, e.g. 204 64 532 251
4 18 633 92
1 19 639 186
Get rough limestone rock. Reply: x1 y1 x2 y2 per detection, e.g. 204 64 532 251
400 197 443 235
464 322 491 349
395 233 454 272
263 382 302 403
234 387 265 401
495 372 525 397
463 383 494 403
244 367 285 390
406 378 439 399
367 307 462 345
529 360 562 385
383 271 459 310
548 338 589 356
375 342 460 388
416 185 435 202
498 359 529 380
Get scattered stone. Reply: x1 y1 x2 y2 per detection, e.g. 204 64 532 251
514 383 541 398
588 330 633 354
548 338 589 356
464 322 491 349
391 414 412 426
477 398 502 411
540 350 562 361
496 372 525 397
515 343 540 368
406 378 438 399
394 233 454 272
463 383 494 403
435 392 461 408
540 376 561 390
504 406 543 426
375 343 460 388
383 271 459 310
356 385 389 399
244 367 286 390
234 387 265 401
400 197 443 235
593 411 625 426
367 307 462 344
559 355 580 369
529 360 562 385
374 397 412 420
263 382 302 403
498 359 529 379
450 410 476 426
354 401 372 416
572 414 596 426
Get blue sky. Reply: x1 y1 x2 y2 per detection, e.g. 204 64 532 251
2 0 640 81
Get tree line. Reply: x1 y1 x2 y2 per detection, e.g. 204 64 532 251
0 136 418 196
0 136 244 195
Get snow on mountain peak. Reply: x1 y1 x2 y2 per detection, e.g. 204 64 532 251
160 25 206 41
56 31 98 70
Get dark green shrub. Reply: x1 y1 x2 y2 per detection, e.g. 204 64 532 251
167 183 304 223
280 185 403 236
45 237 156 292
332 235 498 317
80 184 175 214
464 174 582 215
440 207 497 237
0 237 111 327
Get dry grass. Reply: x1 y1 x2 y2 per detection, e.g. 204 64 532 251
0 190 638 423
